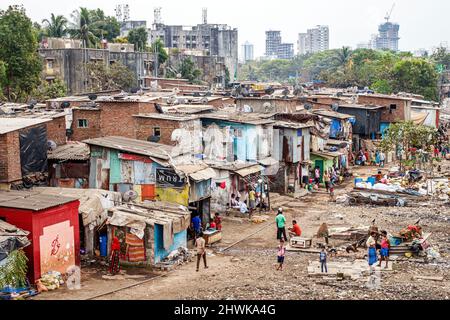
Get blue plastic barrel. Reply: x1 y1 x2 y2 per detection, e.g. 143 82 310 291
99 234 108 257
354 178 363 186
367 177 376 186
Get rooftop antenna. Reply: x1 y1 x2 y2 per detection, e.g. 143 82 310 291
154 7 162 25
123 4 130 21
202 8 207 24
384 3 395 23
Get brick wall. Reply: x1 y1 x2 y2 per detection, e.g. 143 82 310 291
0 131 24 183
100 102 140 138
70 109 101 141
357 96 411 123
46 116 66 145
138 102 157 113
134 117 181 145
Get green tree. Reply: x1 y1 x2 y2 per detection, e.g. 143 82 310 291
86 61 136 91
88 9 120 42
179 57 202 83
391 58 439 100
149 38 168 64
114 37 128 43
42 13 67 38
32 79 67 101
431 46 450 69
380 121 438 170
127 27 148 52
334 46 352 66
68 7 99 47
0 5 42 101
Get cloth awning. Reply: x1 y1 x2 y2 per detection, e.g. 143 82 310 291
233 165 264 177
411 111 428 125
189 167 216 182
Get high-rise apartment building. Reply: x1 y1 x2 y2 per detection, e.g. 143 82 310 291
241 41 254 62
297 33 307 55
277 43 294 60
265 31 282 57
265 30 293 59
375 22 400 51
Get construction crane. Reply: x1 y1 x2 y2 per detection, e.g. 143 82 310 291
384 3 395 23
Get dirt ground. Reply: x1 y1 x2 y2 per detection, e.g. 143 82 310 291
34 163 450 300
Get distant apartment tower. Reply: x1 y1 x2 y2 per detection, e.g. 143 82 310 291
120 20 147 37
277 43 294 59
265 31 293 59
297 33 307 55
241 41 254 62
375 22 400 51
305 25 329 53
147 9 238 80
265 31 282 57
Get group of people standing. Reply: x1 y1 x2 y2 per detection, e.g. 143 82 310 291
230 190 268 214
275 208 302 271
366 230 390 268
356 150 385 167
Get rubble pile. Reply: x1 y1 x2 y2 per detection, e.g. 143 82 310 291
155 247 193 270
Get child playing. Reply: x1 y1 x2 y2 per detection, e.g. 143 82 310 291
276 239 286 271
320 247 328 273
378 230 390 268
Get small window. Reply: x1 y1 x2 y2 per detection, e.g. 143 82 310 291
313 98 318 102
78 119 88 128
47 61 53 69
153 127 161 137
390 104 397 110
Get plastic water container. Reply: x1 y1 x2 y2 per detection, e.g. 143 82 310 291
367 177 376 186
354 178 363 186
99 234 108 257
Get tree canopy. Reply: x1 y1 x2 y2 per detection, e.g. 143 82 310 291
86 61 136 92
0 5 42 102
42 13 67 38
239 48 440 100
127 27 148 52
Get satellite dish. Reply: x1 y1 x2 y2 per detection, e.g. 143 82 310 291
243 105 253 113
200 97 209 105
88 94 97 101
155 104 164 113
130 87 140 94
61 101 71 108
265 87 275 95
47 140 57 151
205 91 212 97
147 135 161 143
176 73 182 79
122 190 138 202
336 92 343 97
167 96 176 105
331 103 340 112
193 92 201 97
263 102 271 113
304 103 313 111
28 99 37 110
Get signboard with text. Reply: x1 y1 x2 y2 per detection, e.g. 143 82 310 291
156 168 185 188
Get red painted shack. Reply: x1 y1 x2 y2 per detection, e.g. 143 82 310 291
0 190 80 283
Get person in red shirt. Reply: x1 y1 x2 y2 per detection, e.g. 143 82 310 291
214 213 222 231
288 220 302 238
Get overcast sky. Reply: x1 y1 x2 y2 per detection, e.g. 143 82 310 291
3 0 450 56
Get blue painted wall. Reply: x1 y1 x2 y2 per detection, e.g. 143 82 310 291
154 225 187 264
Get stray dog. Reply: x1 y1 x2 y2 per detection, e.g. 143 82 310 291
328 247 338 258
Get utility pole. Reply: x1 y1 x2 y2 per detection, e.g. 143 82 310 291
154 40 159 78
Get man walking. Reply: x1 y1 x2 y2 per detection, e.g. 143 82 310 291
276 208 288 242
195 232 208 272
320 248 328 273
379 151 386 168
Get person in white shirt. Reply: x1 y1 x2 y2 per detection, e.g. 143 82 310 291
239 199 248 214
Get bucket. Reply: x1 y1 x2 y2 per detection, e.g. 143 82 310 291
354 178 363 186
99 234 108 257
367 177 376 186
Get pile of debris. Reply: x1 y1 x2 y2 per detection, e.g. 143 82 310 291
154 247 193 271
36 271 65 292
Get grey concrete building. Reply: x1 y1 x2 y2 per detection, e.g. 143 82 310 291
241 41 254 62
39 47 153 95
120 20 147 37
277 43 294 60
265 30 281 57
147 16 238 81
302 25 329 53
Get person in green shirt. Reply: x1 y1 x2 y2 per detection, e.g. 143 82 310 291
275 208 287 241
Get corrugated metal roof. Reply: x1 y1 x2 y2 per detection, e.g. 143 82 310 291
0 190 78 211
0 118 51 134
83 136 173 160
189 168 216 181
258 157 278 166
313 110 355 120
133 113 198 121
273 120 314 129
233 165 264 177
200 113 275 126
311 151 343 160
48 142 90 160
